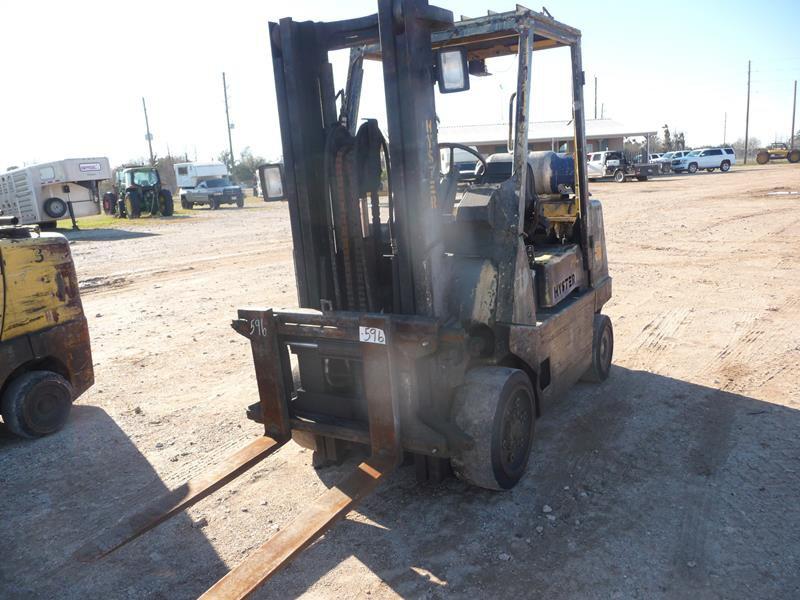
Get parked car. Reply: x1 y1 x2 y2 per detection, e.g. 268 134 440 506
671 148 735 173
181 177 244 209
649 153 662 161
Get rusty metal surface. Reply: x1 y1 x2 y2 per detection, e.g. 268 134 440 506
199 455 396 600
75 436 286 562
233 308 292 440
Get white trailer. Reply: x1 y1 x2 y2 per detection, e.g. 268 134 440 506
174 162 229 198
0 157 110 226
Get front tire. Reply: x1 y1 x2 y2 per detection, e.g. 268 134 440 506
582 314 614 383
124 191 141 219
451 367 535 491
688 163 698 174
1 371 74 438
788 149 800 163
756 151 769 165
159 190 174 216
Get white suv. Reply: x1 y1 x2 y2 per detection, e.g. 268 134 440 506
672 148 735 173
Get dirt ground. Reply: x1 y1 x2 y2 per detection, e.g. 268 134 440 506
2 163 799 599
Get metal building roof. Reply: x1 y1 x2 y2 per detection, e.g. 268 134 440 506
438 119 657 145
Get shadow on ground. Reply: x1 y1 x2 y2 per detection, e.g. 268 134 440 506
259 367 800 598
59 228 158 242
3 368 798 598
0 405 225 599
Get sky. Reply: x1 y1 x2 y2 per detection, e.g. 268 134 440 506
1 0 799 169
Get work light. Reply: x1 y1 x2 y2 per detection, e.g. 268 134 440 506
437 48 470 93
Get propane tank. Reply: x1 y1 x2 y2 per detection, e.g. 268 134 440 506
527 151 574 196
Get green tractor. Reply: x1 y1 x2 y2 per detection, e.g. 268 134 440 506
107 166 174 218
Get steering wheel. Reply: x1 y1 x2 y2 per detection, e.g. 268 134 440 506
438 143 487 213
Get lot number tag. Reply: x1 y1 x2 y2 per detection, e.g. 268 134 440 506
359 326 386 345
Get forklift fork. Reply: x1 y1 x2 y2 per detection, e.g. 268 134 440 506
78 308 402 598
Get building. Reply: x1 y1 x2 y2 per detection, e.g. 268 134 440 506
438 118 657 155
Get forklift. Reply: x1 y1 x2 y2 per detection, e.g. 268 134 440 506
81 3 613 597
0 215 94 438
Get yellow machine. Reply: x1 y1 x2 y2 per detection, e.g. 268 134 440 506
0 216 93 438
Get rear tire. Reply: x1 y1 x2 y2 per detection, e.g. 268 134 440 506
707 168 715 172
582 314 614 383
450 367 535 491
720 160 731 172
210 199 219 210
613 170 625 183
236 198 244 208
1 371 74 438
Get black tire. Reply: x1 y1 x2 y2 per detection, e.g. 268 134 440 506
210 199 219 210
124 191 141 219
707 168 716 172
159 190 174 216
38 221 58 231
787 149 800 163
613 169 625 183
582 314 614 383
720 160 731 172
450 367 535 491
1 371 74 438
43 197 68 219
687 163 698 174
756 151 769 165
180 197 191 210
236 198 244 208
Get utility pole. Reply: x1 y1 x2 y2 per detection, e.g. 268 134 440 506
723 112 727 146
222 72 235 173
791 80 797 150
744 60 751 164
601 103 604 119
594 76 597 119
142 97 155 166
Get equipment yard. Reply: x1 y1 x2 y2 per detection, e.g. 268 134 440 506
2 164 799 598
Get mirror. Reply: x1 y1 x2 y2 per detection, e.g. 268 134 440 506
258 163 286 201
437 47 470 94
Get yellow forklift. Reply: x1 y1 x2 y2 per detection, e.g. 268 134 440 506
81 3 612 597
0 215 93 437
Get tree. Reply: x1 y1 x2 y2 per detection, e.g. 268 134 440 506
662 125 673 152
219 147 266 184
674 132 685 151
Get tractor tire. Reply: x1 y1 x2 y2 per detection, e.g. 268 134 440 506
756 151 770 165
159 190 174 217
613 169 625 183
581 314 614 383
788 149 800 163
124 191 141 219
720 160 731 172
450 367 535 491
687 162 699 174
1 371 74 438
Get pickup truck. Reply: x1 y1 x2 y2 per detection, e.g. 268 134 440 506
181 177 244 209
587 151 660 183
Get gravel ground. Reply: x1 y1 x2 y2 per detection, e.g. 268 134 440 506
1 164 799 599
